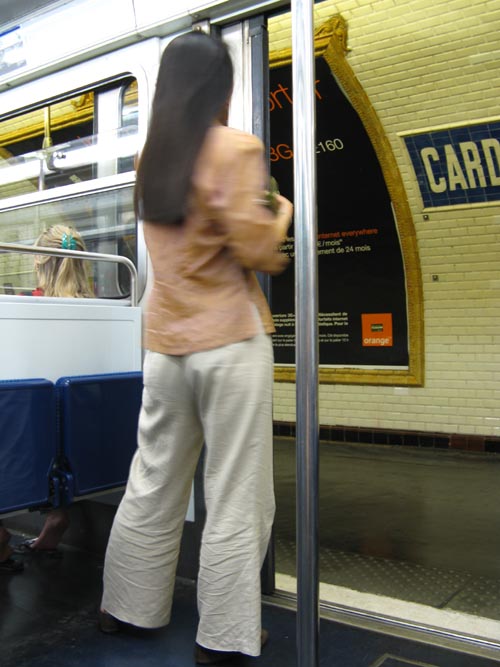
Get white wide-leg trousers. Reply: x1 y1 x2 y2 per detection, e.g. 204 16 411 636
101 333 275 656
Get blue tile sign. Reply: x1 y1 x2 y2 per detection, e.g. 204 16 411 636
403 120 500 208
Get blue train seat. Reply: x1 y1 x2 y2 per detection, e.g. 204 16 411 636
0 379 57 514
56 372 143 500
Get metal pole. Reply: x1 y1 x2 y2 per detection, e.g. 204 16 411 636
292 0 319 666
249 14 276 596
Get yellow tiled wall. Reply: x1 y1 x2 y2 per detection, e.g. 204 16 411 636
270 0 500 436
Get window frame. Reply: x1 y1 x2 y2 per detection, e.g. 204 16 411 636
0 38 160 303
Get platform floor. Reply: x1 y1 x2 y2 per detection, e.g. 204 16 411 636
273 437 500 622
2 546 499 667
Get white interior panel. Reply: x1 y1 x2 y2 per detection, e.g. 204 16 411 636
0 297 142 382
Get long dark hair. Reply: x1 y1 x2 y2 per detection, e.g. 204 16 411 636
135 31 233 224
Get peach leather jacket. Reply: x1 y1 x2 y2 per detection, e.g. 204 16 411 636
143 125 292 356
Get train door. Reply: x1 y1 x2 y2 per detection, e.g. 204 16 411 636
265 1 500 661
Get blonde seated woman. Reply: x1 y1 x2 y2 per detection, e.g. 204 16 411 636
15 224 94 555
32 224 94 298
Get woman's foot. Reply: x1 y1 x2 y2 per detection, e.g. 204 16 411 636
195 629 268 665
0 525 12 559
0 558 24 574
98 610 121 634
14 508 70 554
194 645 237 665
0 539 12 562
13 538 62 557
0 526 23 573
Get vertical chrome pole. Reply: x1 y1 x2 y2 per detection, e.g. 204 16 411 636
249 14 276 595
292 0 319 666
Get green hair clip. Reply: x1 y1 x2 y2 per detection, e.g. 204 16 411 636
61 233 77 250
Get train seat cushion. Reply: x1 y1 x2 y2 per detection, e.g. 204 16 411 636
56 372 143 497
0 379 56 513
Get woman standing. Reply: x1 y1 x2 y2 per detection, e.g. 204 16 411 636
100 31 293 664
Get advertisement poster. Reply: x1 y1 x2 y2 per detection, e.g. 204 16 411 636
270 57 409 368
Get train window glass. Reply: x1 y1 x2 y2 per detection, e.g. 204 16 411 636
118 80 138 174
0 185 135 298
0 77 138 201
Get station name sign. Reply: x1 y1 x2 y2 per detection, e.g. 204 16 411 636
403 120 500 208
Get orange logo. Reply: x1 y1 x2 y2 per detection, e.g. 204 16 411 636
361 313 393 347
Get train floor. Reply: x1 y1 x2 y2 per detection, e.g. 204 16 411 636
1 546 499 667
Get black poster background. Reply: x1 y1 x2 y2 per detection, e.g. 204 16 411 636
270 57 409 367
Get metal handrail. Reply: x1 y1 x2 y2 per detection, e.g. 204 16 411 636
0 242 138 307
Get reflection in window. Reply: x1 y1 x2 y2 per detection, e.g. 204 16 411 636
0 78 138 200
119 80 138 174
